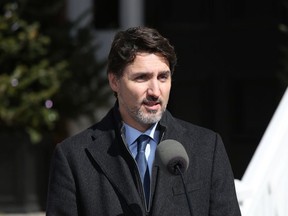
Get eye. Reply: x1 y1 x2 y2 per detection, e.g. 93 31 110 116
135 74 148 82
158 72 170 82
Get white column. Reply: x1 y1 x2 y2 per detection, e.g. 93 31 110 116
119 0 144 29
66 0 92 25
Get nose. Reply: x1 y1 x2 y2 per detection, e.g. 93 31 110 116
147 79 160 97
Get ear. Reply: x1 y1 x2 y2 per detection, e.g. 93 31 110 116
108 73 119 92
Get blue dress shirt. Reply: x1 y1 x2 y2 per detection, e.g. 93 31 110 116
123 123 159 175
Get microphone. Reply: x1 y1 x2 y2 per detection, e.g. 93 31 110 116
156 139 193 216
157 139 189 175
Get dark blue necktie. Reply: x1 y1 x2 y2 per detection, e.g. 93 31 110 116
136 134 150 205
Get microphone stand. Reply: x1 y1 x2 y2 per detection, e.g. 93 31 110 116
176 165 193 216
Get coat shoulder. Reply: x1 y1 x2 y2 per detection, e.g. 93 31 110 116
57 108 115 152
175 117 219 141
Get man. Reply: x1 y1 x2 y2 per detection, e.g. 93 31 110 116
46 26 241 216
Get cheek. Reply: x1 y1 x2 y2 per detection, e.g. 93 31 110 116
127 83 147 95
119 84 142 101
162 84 171 96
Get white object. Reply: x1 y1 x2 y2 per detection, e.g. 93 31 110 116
235 87 288 216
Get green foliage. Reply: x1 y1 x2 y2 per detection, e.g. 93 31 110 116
18 0 110 121
0 3 68 143
0 1 111 143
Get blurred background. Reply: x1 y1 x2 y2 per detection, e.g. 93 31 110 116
0 0 287 214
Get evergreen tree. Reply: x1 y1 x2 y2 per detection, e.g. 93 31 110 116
0 3 68 143
0 0 110 143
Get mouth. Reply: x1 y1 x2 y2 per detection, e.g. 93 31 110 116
143 100 161 111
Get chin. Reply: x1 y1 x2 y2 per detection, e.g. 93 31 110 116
139 112 162 125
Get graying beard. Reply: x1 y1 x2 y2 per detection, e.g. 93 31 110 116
135 108 163 125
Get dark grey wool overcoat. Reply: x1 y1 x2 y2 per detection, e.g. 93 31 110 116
46 103 241 216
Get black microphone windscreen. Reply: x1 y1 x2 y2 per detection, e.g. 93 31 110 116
157 139 189 175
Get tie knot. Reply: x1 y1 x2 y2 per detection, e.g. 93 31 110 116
137 134 150 152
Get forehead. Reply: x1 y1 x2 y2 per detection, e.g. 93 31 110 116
126 53 170 72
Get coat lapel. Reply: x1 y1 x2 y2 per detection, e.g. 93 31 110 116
86 130 145 213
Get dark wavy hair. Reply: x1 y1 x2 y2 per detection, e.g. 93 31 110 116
107 26 177 78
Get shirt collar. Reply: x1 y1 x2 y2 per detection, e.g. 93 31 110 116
123 122 158 146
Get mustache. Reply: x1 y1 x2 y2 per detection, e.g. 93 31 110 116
144 96 162 103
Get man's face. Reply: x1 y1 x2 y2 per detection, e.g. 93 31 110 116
109 53 172 132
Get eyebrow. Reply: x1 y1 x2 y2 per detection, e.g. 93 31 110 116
135 70 170 75
160 70 171 75
129 69 171 79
